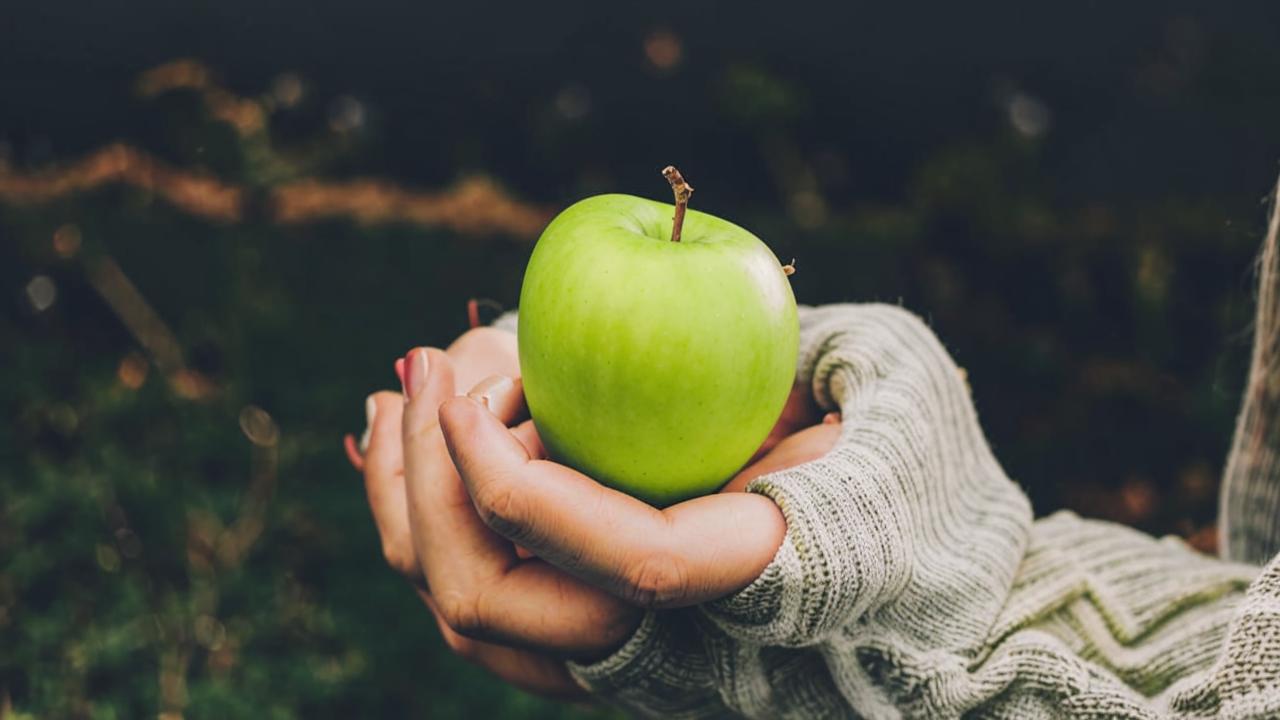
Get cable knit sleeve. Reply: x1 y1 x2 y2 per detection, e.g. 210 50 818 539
701 303 1033 648
568 303 1035 714
519 304 1274 718
490 310 519 335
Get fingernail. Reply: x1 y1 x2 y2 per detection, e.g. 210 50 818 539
394 357 406 394
467 374 513 410
359 394 377 452
404 348 428 399
823 412 841 425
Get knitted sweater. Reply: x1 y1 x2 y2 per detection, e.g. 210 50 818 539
497 304 1280 718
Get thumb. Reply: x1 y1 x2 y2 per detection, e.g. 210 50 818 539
438 394 535 481
440 395 786 607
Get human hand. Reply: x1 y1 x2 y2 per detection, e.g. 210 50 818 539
343 326 518 471
347 340 839 699
358 377 593 699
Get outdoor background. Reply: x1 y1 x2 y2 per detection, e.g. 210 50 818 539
4 2 1280 718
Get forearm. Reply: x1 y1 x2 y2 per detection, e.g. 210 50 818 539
495 302 1277 719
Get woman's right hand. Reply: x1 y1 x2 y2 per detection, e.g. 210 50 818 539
349 328 601 699
359 371 616 700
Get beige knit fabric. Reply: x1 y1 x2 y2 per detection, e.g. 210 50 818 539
1221 184 1280 567
549 304 1280 719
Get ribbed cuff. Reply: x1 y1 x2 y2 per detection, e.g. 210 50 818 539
700 526 805 645
490 310 519 334
566 611 663 692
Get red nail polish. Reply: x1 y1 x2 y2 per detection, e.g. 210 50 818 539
343 434 365 471
395 357 406 394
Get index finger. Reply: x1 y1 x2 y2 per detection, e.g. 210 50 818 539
438 396 787 608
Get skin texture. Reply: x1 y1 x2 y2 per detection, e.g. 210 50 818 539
518 194 800 505
342 326 839 700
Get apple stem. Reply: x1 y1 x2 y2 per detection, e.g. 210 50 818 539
662 166 693 243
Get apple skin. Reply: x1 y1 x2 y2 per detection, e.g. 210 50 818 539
518 193 799 506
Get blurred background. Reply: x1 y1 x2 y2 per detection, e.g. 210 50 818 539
4 1 1280 717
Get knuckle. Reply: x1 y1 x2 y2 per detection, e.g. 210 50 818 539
380 540 417 578
440 629 477 661
403 417 442 448
474 477 529 541
450 327 506 355
436 593 488 639
370 390 401 407
623 551 690 608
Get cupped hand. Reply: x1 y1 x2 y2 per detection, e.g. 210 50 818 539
347 337 840 699
343 327 518 471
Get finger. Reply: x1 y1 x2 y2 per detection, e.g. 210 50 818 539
364 392 407 488
345 388 388 471
403 347 512 592
750 383 821 464
416 589 586 700
722 421 841 493
401 348 501 596
511 419 547 460
473 378 546 557
777 382 821 430
470 377 541 558
447 327 520 393
440 396 786 608
405 350 639 654
361 391 420 582
466 374 528 427
343 434 365 472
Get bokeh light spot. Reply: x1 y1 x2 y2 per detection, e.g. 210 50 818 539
171 369 216 400
239 405 280 447
554 84 592 121
1178 461 1215 503
788 190 828 229
53 224 82 258
118 352 150 390
96 544 122 572
272 72 305 108
1120 477 1157 522
25 275 57 312
328 96 366 134
1008 93 1050 138
644 29 683 71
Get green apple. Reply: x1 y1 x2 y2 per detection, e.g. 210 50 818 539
517 168 799 506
